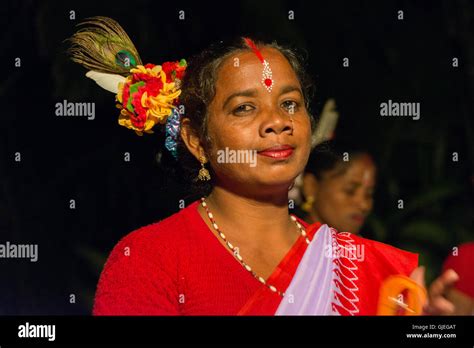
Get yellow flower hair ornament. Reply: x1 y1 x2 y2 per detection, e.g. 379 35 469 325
115 61 186 135
68 16 186 156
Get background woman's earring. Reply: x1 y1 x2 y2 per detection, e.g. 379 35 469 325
301 196 315 213
197 156 211 181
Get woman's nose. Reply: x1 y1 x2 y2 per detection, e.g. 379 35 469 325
260 105 293 136
357 195 372 213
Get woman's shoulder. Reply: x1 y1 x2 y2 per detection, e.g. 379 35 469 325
93 200 201 315
312 223 418 275
119 200 199 244
348 230 418 275
104 200 201 265
352 232 417 258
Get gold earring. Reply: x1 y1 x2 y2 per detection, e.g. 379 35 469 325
301 195 315 213
197 156 211 181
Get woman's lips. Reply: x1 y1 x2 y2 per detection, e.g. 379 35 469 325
258 145 294 159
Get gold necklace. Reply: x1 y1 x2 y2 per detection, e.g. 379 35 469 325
200 197 310 297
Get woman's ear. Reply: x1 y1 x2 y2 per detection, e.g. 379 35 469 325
302 172 319 199
180 117 206 160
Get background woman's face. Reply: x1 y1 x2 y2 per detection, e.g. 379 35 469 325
307 156 376 233
205 48 312 194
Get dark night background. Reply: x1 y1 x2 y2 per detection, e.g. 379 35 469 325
1 0 473 314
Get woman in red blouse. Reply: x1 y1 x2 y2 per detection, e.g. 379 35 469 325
71 23 458 315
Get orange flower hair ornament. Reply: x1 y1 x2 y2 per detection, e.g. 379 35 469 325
68 16 185 157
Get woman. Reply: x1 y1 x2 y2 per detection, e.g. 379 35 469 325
68 17 458 316
301 145 377 234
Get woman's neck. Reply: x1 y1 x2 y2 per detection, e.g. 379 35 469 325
203 186 295 246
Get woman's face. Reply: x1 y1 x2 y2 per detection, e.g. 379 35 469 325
204 48 312 195
304 155 376 234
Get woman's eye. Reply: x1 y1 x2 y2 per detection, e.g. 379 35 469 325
233 104 254 114
282 100 299 113
343 188 356 196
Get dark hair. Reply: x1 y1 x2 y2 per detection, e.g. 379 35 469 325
305 141 374 181
162 37 316 198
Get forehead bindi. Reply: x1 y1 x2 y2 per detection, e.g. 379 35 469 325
217 48 300 93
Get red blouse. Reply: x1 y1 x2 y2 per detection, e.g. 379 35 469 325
93 200 316 315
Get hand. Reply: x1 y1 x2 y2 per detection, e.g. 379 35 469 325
410 266 459 315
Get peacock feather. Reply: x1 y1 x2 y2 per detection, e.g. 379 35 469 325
68 16 142 76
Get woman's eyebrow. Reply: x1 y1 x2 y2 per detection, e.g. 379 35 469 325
280 85 303 96
222 88 258 110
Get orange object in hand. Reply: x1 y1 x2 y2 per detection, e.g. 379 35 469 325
377 275 427 315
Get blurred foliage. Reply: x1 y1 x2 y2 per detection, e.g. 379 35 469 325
366 128 473 284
